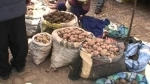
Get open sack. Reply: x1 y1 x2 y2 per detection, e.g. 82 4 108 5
50 27 94 69
29 32 52 65
40 11 79 33
80 38 127 79
124 41 150 72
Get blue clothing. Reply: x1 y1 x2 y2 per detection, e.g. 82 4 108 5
80 16 110 37
0 0 26 22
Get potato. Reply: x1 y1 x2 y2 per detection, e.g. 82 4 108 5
110 54 115 58
119 79 127 84
100 49 107 56
97 47 102 52
93 51 99 56
105 46 110 50
93 45 98 50
96 38 103 43
96 42 101 46
101 45 105 49
86 49 91 53
87 40 95 46
105 40 111 44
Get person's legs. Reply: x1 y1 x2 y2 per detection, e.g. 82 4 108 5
9 15 28 72
0 20 12 80
95 0 105 14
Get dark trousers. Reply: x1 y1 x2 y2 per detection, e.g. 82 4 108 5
0 15 28 76
96 0 105 9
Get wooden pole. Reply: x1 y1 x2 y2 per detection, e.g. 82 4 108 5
127 0 137 39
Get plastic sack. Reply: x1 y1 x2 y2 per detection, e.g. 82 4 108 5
96 72 148 84
26 20 41 37
40 11 79 32
124 42 150 72
29 32 52 65
50 27 93 69
105 23 129 39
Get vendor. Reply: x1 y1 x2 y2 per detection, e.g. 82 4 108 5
44 0 91 19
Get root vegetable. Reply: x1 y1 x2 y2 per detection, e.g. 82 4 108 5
106 46 110 50
101 45 105 49
110 54 115 58
88 40 95 46
93 45 98 50
96 42 101 46
131 80 138 84
34 33 50 44
86 49 91 53
100 49 107 56
96 38 103 43
120 79 127 84
114 47 119 52
93 51 99 56
105 40 111 44
97 47 102 52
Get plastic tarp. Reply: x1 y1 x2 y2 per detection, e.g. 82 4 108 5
124 43 150 72
96 72 148 84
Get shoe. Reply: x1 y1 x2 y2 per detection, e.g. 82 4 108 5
95 8 102 14
0 74 10 80
10 59 25 72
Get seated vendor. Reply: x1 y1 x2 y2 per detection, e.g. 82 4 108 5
44 0 91 19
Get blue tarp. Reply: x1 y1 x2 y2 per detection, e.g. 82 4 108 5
124 43 150 72
96 72 148 84
80 16 110 37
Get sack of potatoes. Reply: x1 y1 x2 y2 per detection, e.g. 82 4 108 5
43 11 75 24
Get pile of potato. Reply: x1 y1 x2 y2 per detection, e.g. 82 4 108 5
115 79 138 84
57 27 92 42
34 33 50 44
43 11 75 23
82 38 119 58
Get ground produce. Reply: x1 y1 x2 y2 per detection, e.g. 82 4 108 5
43 11 75 23
115 79 138 84
57 27 92 42
34 33 50 44
82 38 119 58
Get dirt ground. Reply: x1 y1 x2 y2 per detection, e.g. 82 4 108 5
0 0 150 84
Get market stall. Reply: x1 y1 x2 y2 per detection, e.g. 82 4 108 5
26 0 150 84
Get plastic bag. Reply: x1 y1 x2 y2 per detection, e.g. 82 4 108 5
29 32 52 65
96 72 148 84
26 21 41 37
124 43 150 72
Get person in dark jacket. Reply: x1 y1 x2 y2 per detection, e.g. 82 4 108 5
0 0 29 80
44 0 91 19
95 0 104 14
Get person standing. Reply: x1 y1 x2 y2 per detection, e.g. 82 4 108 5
0 0 29 80
95 0 104 14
